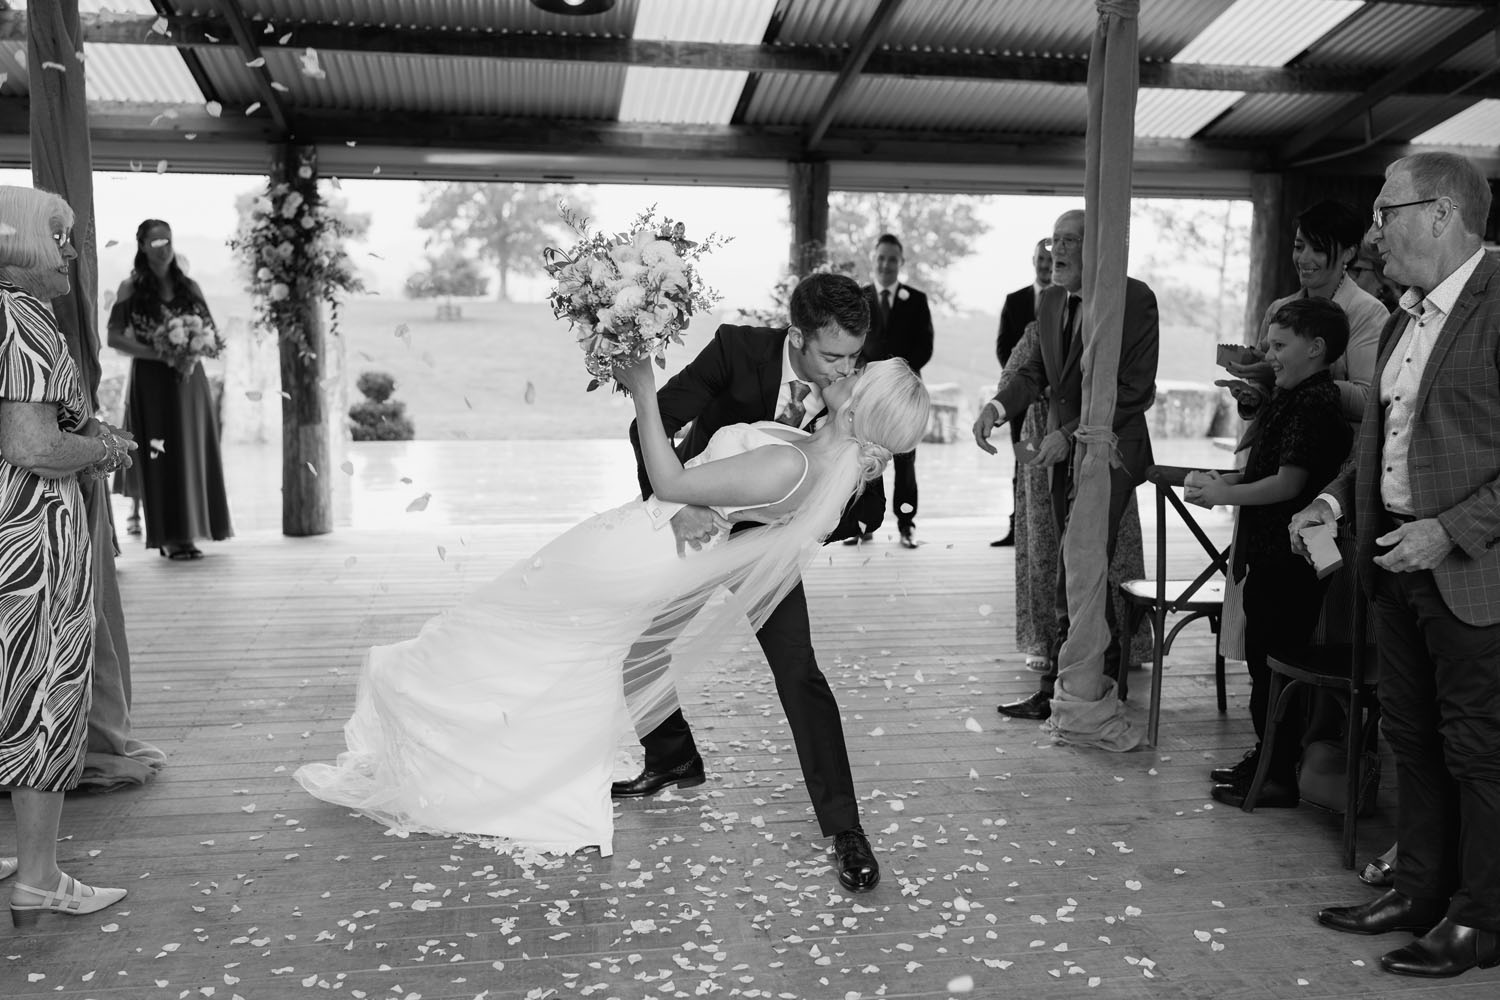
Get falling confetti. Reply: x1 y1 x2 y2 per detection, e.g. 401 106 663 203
300 48 327 79
205 100 223 117
406 492 432 513
524 381 537 404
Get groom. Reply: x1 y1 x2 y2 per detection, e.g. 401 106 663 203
617 272 881 892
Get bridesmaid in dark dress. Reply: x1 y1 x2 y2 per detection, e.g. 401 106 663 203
106 219 232 559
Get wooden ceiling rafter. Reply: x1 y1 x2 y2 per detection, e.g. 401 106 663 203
150 0 220 105
213 0 291 137
804 0 902 153
1278 5 1500 161
3 11 1499 101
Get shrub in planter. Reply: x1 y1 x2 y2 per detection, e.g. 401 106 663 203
349 370 414 440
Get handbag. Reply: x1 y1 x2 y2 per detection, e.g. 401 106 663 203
1297 738 1380 816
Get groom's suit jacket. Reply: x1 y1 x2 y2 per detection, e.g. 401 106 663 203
1322 251 1500 626
630 323 861 544
991 278 1159 487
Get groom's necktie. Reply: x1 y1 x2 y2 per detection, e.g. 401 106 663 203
777 380 811 427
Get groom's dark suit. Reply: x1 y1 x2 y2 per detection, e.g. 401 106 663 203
628 323 859 836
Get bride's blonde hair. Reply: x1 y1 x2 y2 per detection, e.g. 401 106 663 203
848 358 930 482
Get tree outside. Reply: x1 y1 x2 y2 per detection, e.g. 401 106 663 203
822 192 991 308
414 182 594 301
404 247 490 318
1129 199 1252 345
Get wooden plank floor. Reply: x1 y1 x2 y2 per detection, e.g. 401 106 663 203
5 440 1491 999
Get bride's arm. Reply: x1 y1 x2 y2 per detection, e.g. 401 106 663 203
618 359 803 509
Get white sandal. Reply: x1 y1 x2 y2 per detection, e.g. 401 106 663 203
0 857 16 881
9 873 126 928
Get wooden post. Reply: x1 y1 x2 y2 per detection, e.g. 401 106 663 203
274 143 333 537
787 159 830 276
1242 172 1283 346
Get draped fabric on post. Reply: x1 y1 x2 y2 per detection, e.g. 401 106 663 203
28 0 164 788
1045 0 1143 751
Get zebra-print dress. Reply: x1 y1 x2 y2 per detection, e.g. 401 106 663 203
0 280 94 792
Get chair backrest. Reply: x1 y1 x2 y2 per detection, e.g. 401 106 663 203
1144 464 1232 605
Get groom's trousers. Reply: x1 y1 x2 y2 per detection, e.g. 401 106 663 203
640 578 860 837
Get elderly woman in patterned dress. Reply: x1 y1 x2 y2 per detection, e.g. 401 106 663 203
0 186 136 927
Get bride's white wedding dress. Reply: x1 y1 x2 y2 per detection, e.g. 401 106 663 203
296 422 860 856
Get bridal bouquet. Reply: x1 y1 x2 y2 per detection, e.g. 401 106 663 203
544 205 727 390
149 313 224 379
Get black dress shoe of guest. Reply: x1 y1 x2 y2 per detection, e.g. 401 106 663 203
832 827 880 892
997 691 1051 720
1317 889 1446 936
1210 775 1298 808
899 531 920 549
1380 919 1500 978
610 755 706 798
1209 746 1260 784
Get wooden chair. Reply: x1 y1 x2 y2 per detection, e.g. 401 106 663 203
1118 464 1231 748
1241 571 1379 870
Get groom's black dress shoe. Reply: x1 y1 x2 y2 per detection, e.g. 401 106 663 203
1316 889 1446 936
1380 919 1500 978
832 827 880 892
997 690 1051 720
611 754 706 798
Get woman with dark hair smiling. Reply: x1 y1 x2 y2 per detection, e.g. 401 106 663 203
107 219 231 560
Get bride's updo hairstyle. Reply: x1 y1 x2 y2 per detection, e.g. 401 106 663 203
848 358 930 483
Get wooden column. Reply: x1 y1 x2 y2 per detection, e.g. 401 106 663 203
787 159 830 276
274 143 333 537
1242 171 1284 346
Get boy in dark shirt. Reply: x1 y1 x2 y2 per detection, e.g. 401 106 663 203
1188 297 1355 807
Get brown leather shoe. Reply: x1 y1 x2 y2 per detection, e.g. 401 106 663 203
1381 919 1500 978
1317 889 1446 936
610 754 706 798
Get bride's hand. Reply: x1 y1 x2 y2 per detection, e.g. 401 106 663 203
612 355 657 395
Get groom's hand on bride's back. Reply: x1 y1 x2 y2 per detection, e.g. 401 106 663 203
671 505 728 557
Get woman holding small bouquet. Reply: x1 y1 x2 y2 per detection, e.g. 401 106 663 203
108 219 232 560
296 270 930 861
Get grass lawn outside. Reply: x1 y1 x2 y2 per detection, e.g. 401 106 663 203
330 296 1223 441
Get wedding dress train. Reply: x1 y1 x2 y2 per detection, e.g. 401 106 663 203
296 423 859 855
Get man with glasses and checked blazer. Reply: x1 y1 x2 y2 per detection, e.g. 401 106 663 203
1297 152 1500 981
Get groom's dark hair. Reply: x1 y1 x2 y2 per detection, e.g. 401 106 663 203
789 272 870 339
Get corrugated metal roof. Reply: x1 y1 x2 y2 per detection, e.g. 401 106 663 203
1298 1 1475 69
617 0 776 124
82 43 204 103
251 47 626 116
824 78 1088 135
78 0 158 14
774 0 1239 61
1413 99 1500 147
1171 0 1363 66
230 0 641 35
1201 92 1349 139
1134 89 1243 139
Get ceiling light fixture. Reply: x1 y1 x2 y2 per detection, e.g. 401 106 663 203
530 0 617 15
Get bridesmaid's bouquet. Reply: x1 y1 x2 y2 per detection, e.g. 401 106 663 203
149 313 224 379
544 205 728 391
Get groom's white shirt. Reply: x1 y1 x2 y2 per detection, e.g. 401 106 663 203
776 336 824 430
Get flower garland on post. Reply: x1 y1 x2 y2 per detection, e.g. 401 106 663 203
228 150 364 357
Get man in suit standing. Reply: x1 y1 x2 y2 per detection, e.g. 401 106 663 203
972 209 1160 721
1297 152 1500 979
992 238 1054 547
613 272 881 893
846 233 934 548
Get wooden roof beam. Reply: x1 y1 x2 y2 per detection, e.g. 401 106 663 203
6 11 1500 100
213 0 291 137
1279 5 1500 162
804 0 903 152
151 0 220 106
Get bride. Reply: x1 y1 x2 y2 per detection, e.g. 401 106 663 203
295 354 929 855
